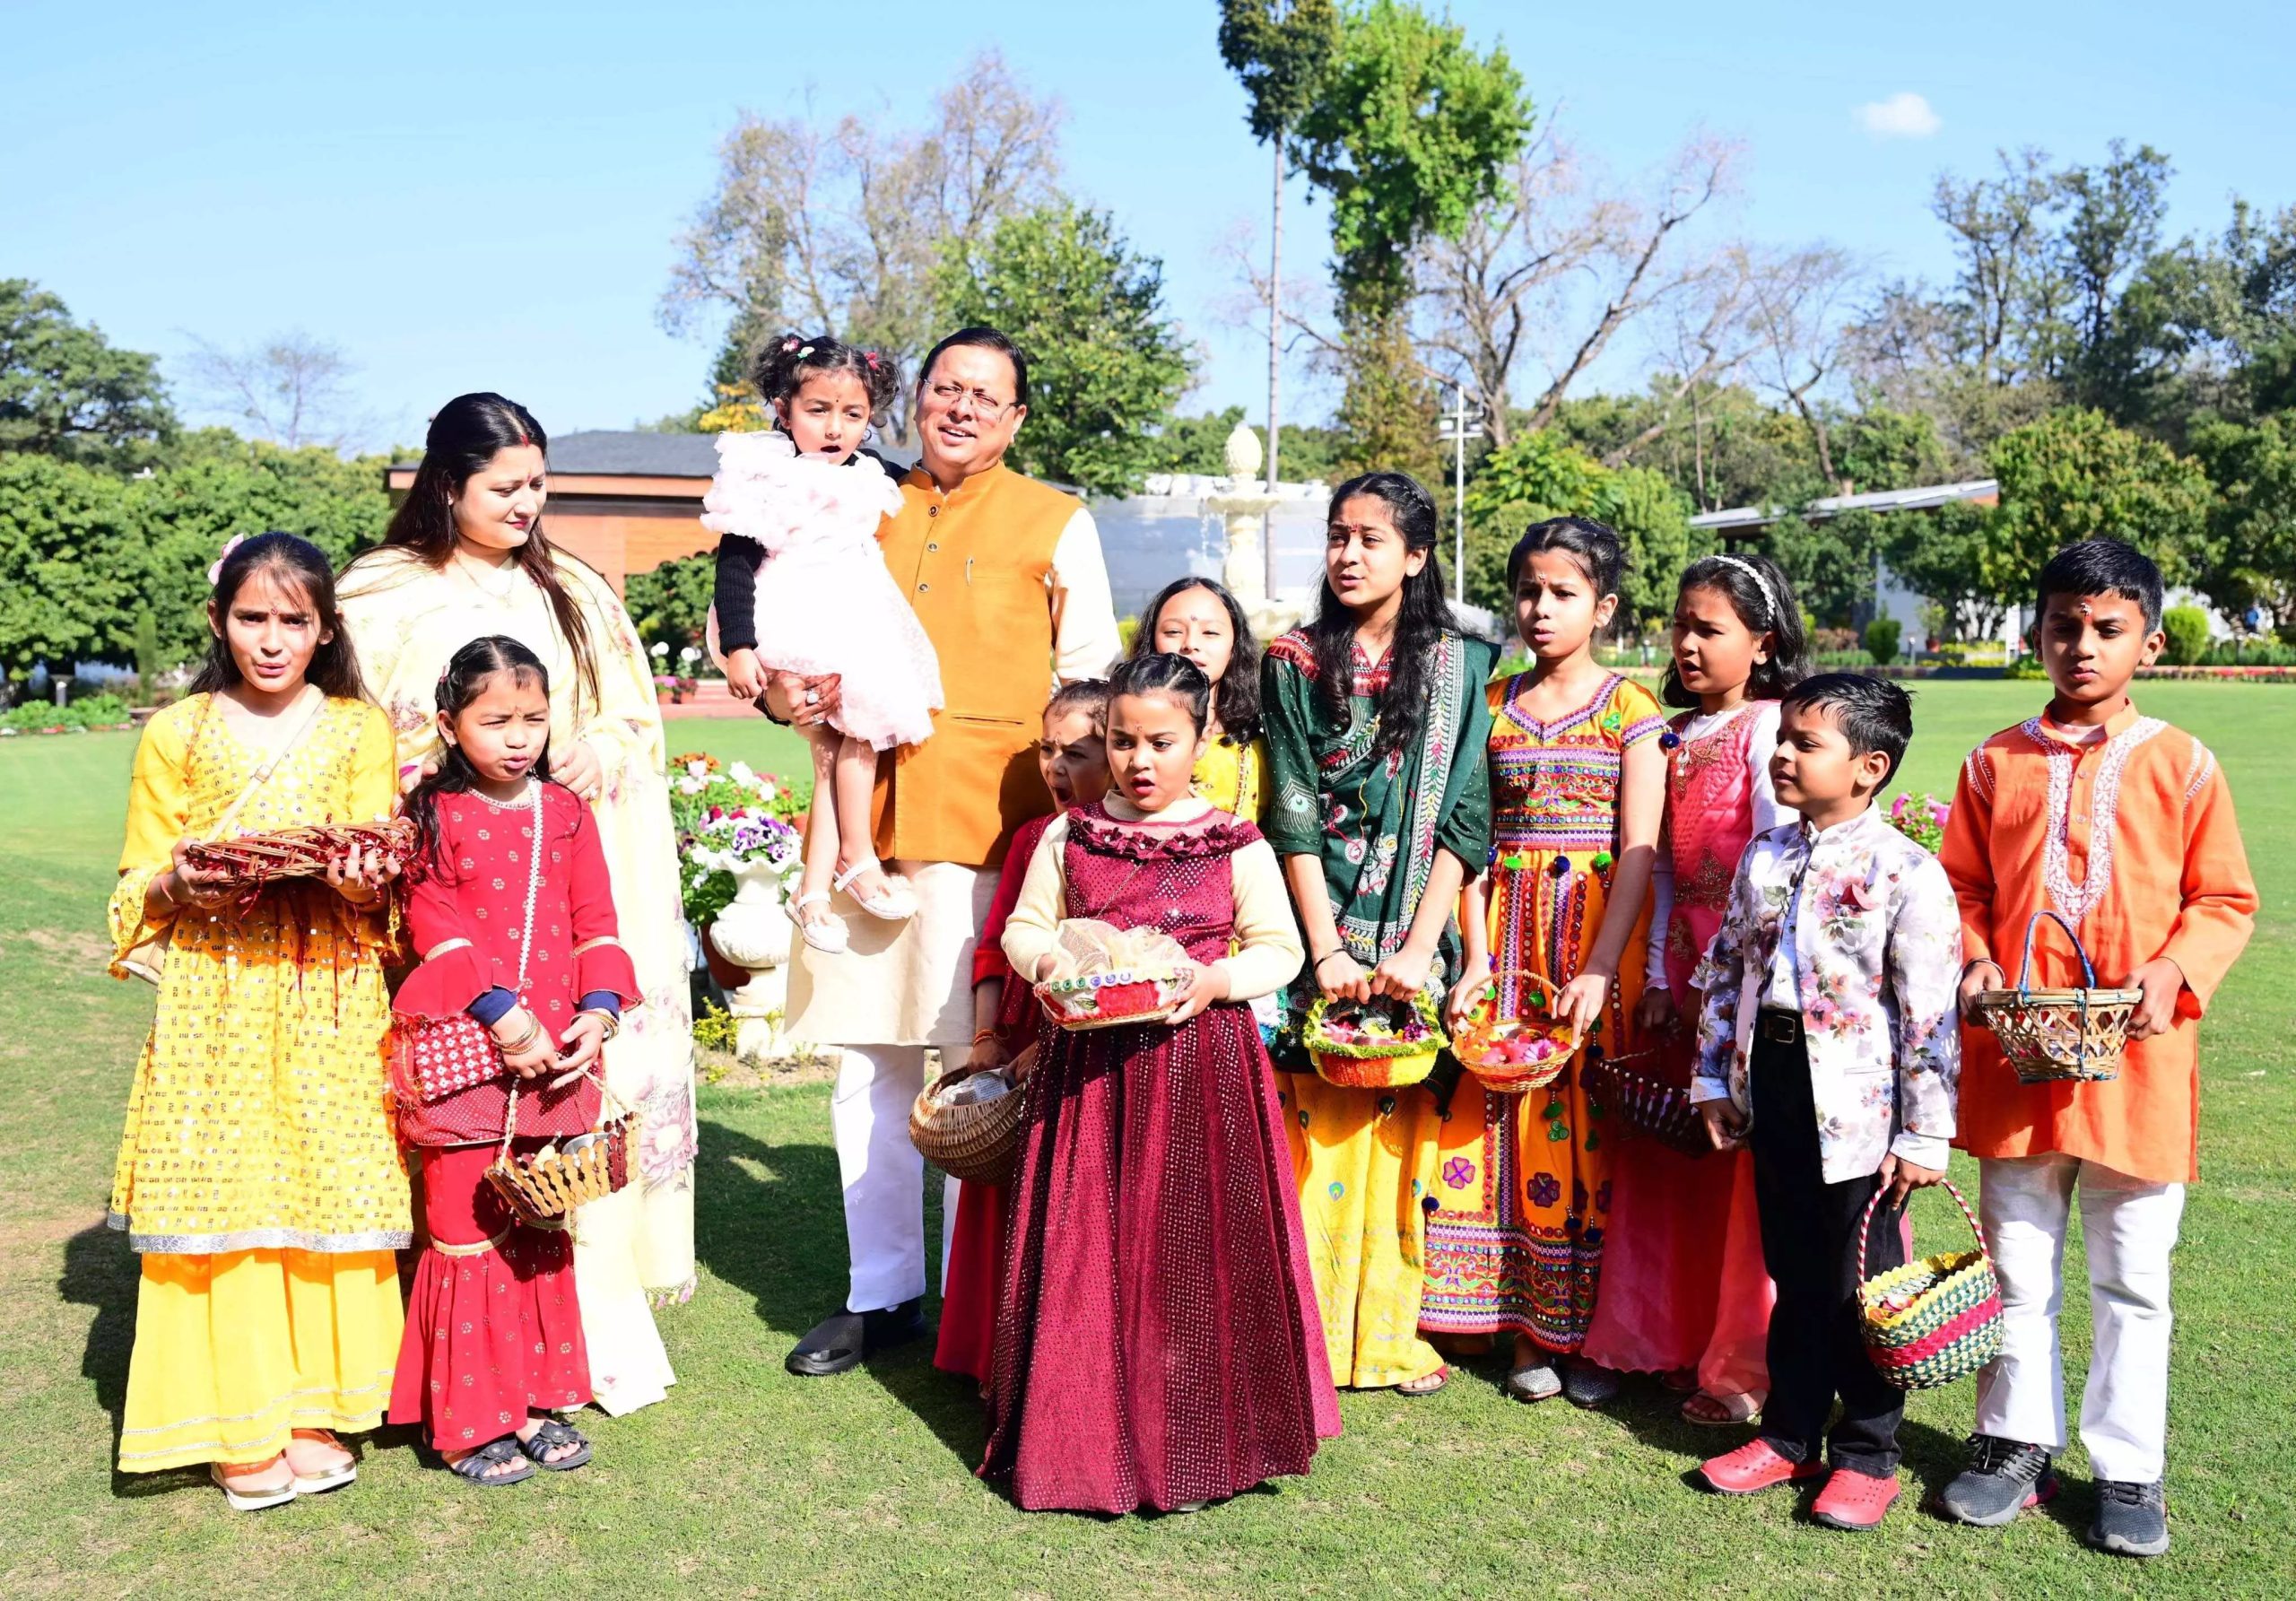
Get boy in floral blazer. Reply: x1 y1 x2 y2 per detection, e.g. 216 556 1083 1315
1684 674 1962 1532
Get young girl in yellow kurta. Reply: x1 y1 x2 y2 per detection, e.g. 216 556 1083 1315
1439 518 1665 1408
1132 576 1270 820
108 534 409 1509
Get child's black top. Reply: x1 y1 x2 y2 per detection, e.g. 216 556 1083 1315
711 445 909 654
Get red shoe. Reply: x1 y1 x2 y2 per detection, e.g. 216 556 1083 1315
1694 1440 1826 1495
1811 1465 1901 1530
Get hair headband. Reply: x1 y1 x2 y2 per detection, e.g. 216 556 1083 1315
1706 554 1778 623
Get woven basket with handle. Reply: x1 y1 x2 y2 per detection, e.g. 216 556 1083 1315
1302 990 1448 1090
909 1063 1029 1185
1579 1045 1709 1158
1969 909 2140 1084
484 1073 639 1228
1452 969 1581 1095
1856 1179 2005 1391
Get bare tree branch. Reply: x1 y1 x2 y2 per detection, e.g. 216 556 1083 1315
181 331 366 450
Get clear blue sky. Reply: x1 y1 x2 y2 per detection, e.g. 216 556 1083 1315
5 1 2289 453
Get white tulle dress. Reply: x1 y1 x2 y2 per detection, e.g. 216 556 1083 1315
701 431 944 752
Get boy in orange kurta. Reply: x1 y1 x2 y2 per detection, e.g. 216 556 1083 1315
1935 539 2256 1560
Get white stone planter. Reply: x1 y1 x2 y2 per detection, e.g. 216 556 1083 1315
709 857 794 1057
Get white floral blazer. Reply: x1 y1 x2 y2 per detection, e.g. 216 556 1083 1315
1690 805 1962 1182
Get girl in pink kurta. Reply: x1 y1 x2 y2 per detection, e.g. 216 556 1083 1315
1583 554 1804 1425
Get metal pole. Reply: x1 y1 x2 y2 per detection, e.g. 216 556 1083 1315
1452 384 1467 605
1265 130 1284 603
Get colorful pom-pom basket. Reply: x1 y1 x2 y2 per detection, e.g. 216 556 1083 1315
1303 990 1448 1090
1452 969 1581 1095
1855 1179 2005 1391
1969 909 2140 1084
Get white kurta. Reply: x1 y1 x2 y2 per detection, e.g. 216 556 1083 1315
336 545 695 1415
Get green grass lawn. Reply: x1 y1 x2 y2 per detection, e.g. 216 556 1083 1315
1 683 2289 1598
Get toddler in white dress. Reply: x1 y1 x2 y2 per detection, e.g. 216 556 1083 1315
705 334 942 953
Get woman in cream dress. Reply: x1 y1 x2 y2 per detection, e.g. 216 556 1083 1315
337 392 694 1415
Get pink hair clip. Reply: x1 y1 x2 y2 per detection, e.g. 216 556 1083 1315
864 350 880 370
206 533 248 586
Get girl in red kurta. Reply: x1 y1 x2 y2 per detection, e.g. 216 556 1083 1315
386 637 641 1488
1585 553 1805 1425
934 679 1109 1386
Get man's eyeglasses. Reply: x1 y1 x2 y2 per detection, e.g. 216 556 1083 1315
924 380 1017 422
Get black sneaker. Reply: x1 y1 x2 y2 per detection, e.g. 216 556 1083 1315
1934 1433 2058 1527
2088 1479 2170 1558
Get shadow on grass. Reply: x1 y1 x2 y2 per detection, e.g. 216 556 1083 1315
692 1115 987 1472
58 1222 204 1501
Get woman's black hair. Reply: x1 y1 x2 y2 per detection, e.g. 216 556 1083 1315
350 393 599 713
404 635 553 874
1107 651 1213 736
1660 551 1813 709
917 326 1031 408
1507 515 1624 597
1310 471 1454 759
1130 576 1262 742
752 332 902 421
190 532 366 700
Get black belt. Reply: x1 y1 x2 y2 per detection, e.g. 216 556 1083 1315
1758 1009 1803 1044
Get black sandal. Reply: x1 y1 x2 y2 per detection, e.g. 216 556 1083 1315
448 1437 535 1488
517 1418 592 1472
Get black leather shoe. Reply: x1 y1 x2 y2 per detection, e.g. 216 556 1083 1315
785 1298 927 1377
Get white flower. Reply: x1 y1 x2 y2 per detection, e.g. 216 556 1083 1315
679 646 700 664
727 761 756 785
684 758 710 779
756 780 778 804
674 774 707 796
650 641 669 658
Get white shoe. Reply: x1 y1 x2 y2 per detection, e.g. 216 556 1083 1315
834 858 918 922
211 1460 297 1511
785 890 849 954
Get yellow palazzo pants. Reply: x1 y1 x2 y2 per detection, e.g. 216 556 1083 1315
118 1249 402 1473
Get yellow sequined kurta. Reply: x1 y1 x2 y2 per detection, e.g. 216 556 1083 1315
1192 733 1269 821
1421 674 1661 1353
336 546 694 1416
108 693 409 1471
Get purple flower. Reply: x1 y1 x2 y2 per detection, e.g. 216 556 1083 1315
1528 1172 1562 1207
1442 1156 1477 1190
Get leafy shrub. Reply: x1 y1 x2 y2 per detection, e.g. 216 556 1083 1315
1863 618 1901 666
2160 605 2212 666
0 692 131 732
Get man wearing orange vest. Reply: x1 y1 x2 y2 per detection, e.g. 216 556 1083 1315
765 327 1119 1376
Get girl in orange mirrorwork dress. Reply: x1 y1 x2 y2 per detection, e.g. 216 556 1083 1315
106 535 409 1506
1431 518 1664 1406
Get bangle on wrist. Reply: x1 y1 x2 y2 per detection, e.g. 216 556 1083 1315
1313 949 1346 970
971 1027 1000 1046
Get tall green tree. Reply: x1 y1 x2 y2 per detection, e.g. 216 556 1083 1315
1985 406 2213 590
0 279 176 470
1292 1 1530 321
0 452 135 673
1218 0 1340 493
932 202 1192 497
2190 410 2296 631
1457 430 1690 624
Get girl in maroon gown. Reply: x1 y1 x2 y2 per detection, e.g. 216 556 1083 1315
386 637 640 1486
987 653 1336 1514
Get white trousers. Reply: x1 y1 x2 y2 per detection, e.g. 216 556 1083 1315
1975 1153 2185 1484
831 1042 961 1315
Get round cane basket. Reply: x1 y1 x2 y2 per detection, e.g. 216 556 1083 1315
909 1070 1027 1186
1856 1179 2005 1391
1303 991 1447 1090
1579 1045 1709 1158
1453 969 1581 1095
1969 909 2140 1085
484 1075 639 1229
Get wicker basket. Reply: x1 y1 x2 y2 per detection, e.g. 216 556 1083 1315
1969 910 2140 1084
909 1067 1027 1185
1303 990 1448 1090
1580 1045 1709 1158
1034 968 1187 1031
484 1075 638 1228
1856 1179 2005 1391
182 817 421 889
1452 969 1581 1095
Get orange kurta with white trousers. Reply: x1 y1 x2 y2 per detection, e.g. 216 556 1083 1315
1941 707 2257 1186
